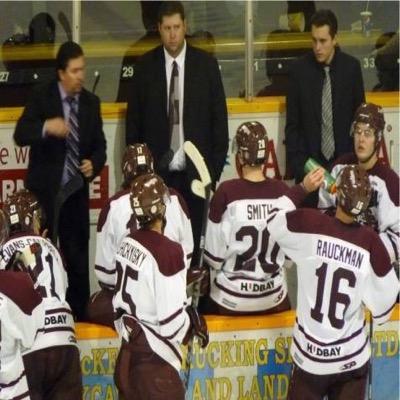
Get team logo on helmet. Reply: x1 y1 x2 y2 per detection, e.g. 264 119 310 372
352 103 385 143
235 121 269 166
130 174 169 226
336 165 371 216
3 189 43 234
121 144 154 187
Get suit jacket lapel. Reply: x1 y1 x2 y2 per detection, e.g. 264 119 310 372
50 81 64 118
311 62 323 128
78 91 89 146
183 45 196 127
155 46 168 118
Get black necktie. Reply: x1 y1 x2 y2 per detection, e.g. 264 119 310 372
168 61 180 153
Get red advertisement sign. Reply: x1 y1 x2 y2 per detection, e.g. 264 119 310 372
0 166 109 210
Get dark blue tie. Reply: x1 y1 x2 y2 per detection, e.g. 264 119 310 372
65 96 80 181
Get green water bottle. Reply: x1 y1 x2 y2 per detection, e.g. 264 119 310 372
304 158 336 193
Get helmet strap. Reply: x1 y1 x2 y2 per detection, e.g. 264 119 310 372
235 153 244 178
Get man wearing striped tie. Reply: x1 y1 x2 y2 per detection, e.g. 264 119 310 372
14 41 107 321
285 9 365 205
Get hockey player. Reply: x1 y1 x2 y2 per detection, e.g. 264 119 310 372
113 173 208 400
318 103 399 264
89 143 193 327
1 189 82 399
0 208 44 400
268 165 399 400
204 121 324 315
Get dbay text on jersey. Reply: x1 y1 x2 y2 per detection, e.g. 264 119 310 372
316 239 364 269
117 241 147 267
306 342 341 357
45 313 67 326
246 203 275 220
0 236 58 264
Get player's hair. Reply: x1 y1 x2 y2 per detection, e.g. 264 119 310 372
310 9 338 38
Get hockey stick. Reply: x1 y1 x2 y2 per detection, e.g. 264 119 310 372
58 12 73 42
183 140 212 302
182 141 212 395
51 174 84 244
92 71 100 94
368 315 373 400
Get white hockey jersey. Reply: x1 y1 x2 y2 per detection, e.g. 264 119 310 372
113 229 191 372
95 187 193 289
318 154 400 263
204 178 306 312
268 208 399 375
0 271 44 400
0 235 76 353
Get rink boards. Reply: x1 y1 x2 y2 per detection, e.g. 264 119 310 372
77 305 399 400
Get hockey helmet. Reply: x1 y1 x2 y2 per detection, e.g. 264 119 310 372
0 209 9 247
336 165 371 216
351 103 385 144
130 174 169 226
121 143 154 187
3 189 43 234
235 121 269 166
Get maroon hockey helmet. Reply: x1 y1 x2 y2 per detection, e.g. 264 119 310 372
130 173 169 226
351 103 385 144
234 121 269 166
3 189 43 234
0 209 9 247
336 165 371 216
121 143 154 187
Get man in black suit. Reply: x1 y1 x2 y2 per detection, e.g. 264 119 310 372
14 41 107 321
285 9 365 185
126 1 228 265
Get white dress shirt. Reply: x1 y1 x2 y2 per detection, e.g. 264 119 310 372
164 41 186 171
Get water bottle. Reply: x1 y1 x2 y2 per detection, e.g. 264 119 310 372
304 158 336 193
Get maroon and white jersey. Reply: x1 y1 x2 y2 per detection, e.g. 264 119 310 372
318 154 400 263
0 234 76 353
113 230 191 371
204 178 306 312
268 208 399 375
95 187 193 290
0 271 44 400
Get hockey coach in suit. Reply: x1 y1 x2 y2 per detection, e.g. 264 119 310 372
125 1 229 265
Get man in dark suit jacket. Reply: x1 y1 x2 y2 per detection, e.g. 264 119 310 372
126 1 228 265
285 9 365 185
14 41 107 321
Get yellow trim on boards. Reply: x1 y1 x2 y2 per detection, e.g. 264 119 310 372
0 92 398 122
76 304 399 340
